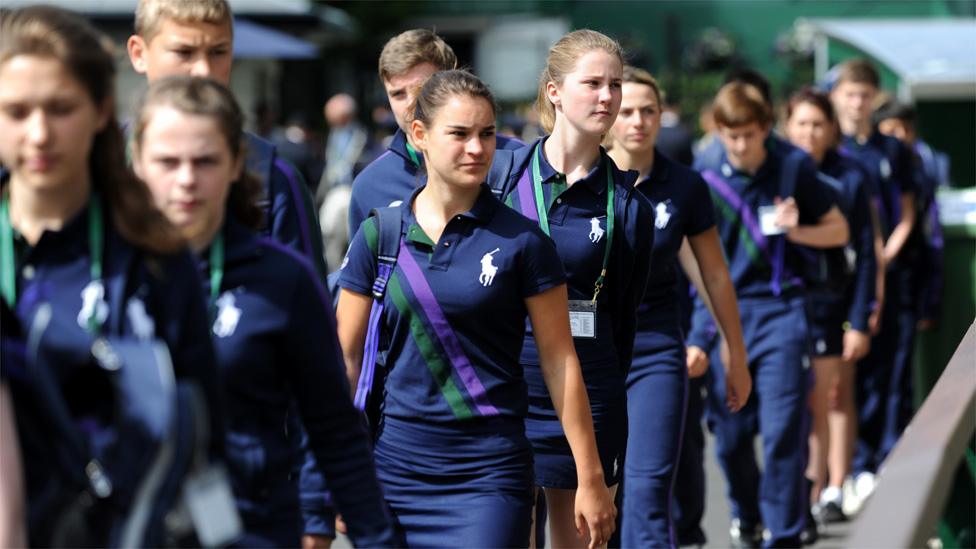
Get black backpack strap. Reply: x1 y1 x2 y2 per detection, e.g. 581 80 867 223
486 149 515 200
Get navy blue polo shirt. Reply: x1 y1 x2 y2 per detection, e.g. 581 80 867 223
817 149 878 331
839 131 916 250
347 129 524 237
688 141 834 349
493 137 654 371
340 184 565 426
634 149 715 345
198 217 392 546
7 196 225 475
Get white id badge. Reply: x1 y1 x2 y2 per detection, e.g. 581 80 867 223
568 300 597 339
184 465 242 547
758 205 785 236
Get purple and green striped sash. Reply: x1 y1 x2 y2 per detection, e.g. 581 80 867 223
701 170 798 296
395 242 499 417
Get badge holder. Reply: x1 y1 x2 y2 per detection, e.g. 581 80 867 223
568 300 597 339
758 205 786 236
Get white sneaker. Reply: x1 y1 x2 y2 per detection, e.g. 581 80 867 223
855 471 877 501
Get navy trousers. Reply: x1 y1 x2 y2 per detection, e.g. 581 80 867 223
622 343 688 547
672 375 707 547
706 295 810 547
854 267 916 475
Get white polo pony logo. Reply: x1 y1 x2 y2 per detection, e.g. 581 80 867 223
213 292 242 338
655 201 672 229
479 248 500 287
589 217 605 243
77 280 109 329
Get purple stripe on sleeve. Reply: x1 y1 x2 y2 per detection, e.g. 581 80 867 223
515 167 538 222
396 242 499 416
274 157 314 260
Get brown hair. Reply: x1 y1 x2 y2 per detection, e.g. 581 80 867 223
536 29 624 133
786 86 839 147
378 29 457 82
0 5 183 254
712 81 773 129
622 65 662 104
834 58 880 89
132 76 263 229
135 0 233 42
786 86 837 126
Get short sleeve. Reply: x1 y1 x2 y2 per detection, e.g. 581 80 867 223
686 172 716 237
795 155 834 223
337 217 380 296
893 139 917 195
519 226 567 298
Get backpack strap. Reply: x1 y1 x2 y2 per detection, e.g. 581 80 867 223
486 149 515 200
353 207 401 411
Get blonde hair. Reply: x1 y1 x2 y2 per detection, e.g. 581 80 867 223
378 29 457 82
536 29 624 133
135 0 233 42
712 82 773 129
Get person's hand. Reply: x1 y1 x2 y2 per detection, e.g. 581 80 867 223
302 534 333 549
842 329 871 362
868 305 883 335
775 197 800 231
724 347 751 413
686 345 710 378
575 480 616 548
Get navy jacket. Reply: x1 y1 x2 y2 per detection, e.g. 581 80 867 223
200 217 393 547
489 138 655 373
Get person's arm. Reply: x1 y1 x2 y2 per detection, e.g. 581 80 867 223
336 289 372 391
284 258 394 548
883 193 916 264
843 175 878 362
611 190 655 372
527 284 616 549
0 383 25 549
778 200 849 248
682 233 751 411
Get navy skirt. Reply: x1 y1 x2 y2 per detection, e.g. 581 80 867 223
522 330 626 489
374 416 534 547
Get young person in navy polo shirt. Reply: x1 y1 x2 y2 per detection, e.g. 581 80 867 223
0 8 224 545
346 29 523 238
131 77 394 548
830 59 918 509
126 0 326 277
785 87 879 527
608 66 751 548
487 30 654 549
337 70 616 549
689 82 849 548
